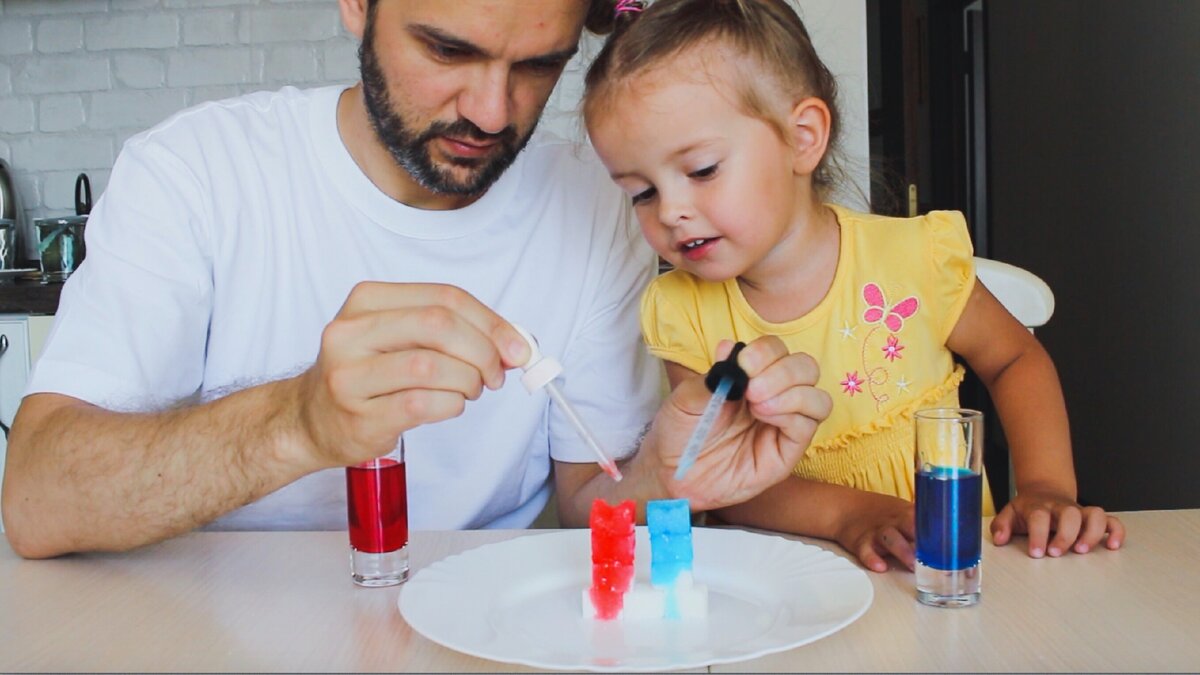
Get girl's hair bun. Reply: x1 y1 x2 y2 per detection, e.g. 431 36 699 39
585 0 645 35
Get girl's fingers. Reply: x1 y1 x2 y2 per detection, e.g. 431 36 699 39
878 526 916 571
990 504 1016 545
748 386 832 425
1073 506 1111 554
856 539 890 573
736 336 792 379
1046 506 1082 557
743 351 820 402
1104 515 1127 550
1024 508 1052 558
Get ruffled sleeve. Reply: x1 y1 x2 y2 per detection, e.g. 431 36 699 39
639 272 713 374
924 210 977 343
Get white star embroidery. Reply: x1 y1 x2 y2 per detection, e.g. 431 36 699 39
839 322 856 340
896 376 911 394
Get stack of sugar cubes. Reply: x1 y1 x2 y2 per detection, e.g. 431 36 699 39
583 498 709 621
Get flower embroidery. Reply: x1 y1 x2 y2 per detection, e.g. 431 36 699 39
862 282 919 333
841 371 864 396
882 335 904 361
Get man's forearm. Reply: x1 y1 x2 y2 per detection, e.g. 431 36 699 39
2 378 320 558
557 448 669 527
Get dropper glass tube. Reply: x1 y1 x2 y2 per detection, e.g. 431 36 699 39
512 324 623 482
544 381 623 481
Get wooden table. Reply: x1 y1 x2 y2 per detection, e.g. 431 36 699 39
2 510 1197 672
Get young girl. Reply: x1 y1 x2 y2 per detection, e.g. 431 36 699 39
582 0 1125 572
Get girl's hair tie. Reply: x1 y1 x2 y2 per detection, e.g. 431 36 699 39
614 0 645 17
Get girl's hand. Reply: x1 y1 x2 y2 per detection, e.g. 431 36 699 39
648 336 832 511
990 489 1126 557
832 491 916 573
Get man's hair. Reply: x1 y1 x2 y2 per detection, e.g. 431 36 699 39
582 0 845 196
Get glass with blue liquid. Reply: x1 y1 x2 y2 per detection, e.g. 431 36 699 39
914 408 983 607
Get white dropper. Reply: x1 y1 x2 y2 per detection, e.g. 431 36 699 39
512 324 623 482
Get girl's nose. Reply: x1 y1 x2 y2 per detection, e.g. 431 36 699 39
458 65 512 135
657 193 692 228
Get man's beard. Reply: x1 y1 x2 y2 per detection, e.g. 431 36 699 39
358 15 536 198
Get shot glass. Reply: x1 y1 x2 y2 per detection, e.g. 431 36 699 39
914 408 983 607
345 437 409 587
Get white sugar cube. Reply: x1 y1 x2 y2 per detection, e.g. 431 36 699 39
582 576 708 621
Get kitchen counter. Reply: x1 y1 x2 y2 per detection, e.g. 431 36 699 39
0 276 62 315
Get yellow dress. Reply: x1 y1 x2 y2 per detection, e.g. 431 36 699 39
640 204 995 515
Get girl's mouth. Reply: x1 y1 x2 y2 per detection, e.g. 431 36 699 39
679 237 719 262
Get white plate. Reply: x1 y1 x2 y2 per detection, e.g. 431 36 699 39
399 528 873 672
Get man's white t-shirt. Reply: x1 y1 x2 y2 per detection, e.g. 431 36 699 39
27 85 662 531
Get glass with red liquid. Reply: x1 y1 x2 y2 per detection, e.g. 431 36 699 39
345 437 409 586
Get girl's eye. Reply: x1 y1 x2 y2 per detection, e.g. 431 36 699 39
689 164 719 179
631 187 657 205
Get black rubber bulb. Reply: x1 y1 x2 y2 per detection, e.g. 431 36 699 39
703 341 749 402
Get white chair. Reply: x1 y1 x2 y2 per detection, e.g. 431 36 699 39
974 257 1054 330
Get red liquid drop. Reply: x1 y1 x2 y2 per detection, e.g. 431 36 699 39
346 458 408 553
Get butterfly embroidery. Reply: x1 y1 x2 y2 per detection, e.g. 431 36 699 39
862 282 919 333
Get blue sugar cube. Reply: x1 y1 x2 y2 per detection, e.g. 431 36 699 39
646 499 693 587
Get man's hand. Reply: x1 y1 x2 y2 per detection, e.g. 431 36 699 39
640 336 832 511
296 282 530 468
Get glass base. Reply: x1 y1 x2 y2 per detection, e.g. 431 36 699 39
350 545 409 587
915 561 980 607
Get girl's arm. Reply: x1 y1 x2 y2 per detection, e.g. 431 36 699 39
665 361 916 573
712 475 916 573
947 280 1125 557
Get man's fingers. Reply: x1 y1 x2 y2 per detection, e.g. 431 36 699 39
367 388 470 431
339 282 529 368
328 306 511 391
376 349 488 401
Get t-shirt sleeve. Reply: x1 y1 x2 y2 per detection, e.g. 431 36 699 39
639 274 712 375
925 210 977 343
25 137 213 410
549 195 664 464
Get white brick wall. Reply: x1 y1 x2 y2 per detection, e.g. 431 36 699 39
0 0 604 261
0 0 867 261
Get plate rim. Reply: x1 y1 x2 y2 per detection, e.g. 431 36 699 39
398 527 874 672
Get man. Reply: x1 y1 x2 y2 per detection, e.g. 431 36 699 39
2 0 830 559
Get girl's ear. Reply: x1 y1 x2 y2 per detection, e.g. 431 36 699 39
339 0 369 39
788 97 832 176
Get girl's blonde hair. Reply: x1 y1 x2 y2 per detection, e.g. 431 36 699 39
583 0 844 196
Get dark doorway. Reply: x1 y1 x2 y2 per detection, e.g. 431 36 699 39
868 0 1008 508
870 0 1200 511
